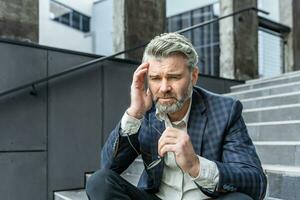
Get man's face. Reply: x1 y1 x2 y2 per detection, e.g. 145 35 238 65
147 54 198 114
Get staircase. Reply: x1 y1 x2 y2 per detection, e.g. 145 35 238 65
55 71 300 200
228 70 300 200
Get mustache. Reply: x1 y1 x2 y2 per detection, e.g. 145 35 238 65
153 94 177 101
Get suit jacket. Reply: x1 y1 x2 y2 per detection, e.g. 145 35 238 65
101 86 267 200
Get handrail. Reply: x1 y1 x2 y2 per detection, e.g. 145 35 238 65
0 6 268 98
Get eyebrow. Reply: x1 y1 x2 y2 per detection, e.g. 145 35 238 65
148 71 183 76
148 73 183 78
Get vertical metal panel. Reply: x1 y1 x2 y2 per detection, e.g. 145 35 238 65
47 51 102 200
47 51 97 75
0 89 47 151
0 152 46 200
102 60 136 142
0 43 47 151
0 42 47 91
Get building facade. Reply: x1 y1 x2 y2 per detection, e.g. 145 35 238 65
38 0 288 78
39 0 94 53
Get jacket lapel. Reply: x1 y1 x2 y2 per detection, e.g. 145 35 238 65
187 89 207 155
149 112 165 160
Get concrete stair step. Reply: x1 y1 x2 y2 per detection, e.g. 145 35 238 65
263 164 300 200
226 81 300 100
254 142 300 166
123 157 144 175
85 162 143 187
246 70 300 84
231 70 300 92
54 189 88 200
265 197 283 200
121 172 141 186
243 104 300 123
241 91 300 109
55 173 140 200
247 120 300 141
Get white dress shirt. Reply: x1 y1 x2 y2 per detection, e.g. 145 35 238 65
120 99 219 200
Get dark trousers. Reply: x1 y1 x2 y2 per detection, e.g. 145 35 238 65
86 169 253 200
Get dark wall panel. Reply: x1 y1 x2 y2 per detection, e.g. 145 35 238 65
0 89 47 151
0 43 47 151
0 152 46 200
0 43 47 91
197 75 243 94
47 51 96 75
102 61 136 142
47 51 102 199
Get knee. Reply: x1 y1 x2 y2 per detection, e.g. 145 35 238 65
86 169 117 196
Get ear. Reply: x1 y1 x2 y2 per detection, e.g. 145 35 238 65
191 67 199 85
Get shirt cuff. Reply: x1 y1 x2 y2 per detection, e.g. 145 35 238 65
190 156 219 190
120 111 142 136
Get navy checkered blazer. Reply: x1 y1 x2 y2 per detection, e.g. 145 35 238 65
101 86 267 200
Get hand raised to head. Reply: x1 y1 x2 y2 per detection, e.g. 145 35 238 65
127 62 153 119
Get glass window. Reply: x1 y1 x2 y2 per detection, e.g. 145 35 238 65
72 11 80 29
181 12 192 39
168 15 181 32
60 12 70 25
82 15 90 32
49 0 90 33
50 1 71 23
167 3 220 76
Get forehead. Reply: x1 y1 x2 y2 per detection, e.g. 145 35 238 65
148 54 188 74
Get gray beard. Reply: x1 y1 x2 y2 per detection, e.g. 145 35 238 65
155 81 193 114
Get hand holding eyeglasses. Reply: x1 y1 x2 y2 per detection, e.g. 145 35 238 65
158 127 200 178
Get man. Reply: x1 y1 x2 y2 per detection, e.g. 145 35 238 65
86 33 267 200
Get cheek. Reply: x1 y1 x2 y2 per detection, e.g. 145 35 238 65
174 81 188 91
148 83 159 95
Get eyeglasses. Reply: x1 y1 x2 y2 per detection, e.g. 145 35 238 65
125 116 163 170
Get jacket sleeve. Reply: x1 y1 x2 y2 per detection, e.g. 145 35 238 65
202 100 267 200
100 122 140 174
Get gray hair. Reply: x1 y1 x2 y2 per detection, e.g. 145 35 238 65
142 33 198 70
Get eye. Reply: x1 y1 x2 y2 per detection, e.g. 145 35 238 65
169 75 181 80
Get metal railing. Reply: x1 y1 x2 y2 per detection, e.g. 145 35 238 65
0 6 268 99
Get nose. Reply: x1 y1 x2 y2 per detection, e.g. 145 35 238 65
160 79 171 93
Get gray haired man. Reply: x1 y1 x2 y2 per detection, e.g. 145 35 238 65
86 33 267 200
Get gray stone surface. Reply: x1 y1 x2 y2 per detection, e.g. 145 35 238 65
255 142 300 166
219 0 258 80
228 81 300 100
0 152 46 200
264 165 300 200
279 0 294 72
243 104 300 123
0 0 38 42
247 121 300 141
241 92 300 109
231 71 300 92
113 0 166 61
219 0 235 79
55 190 88 200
